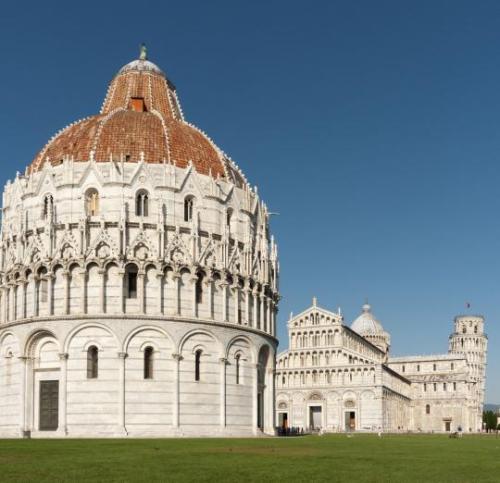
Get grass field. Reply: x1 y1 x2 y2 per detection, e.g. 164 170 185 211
0 434 499 482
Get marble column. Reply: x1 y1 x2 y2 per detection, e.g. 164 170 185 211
118 269 125 314
172 353 183 427
117 352 128 435
156 271 163 314
233 286 240 324
63 271 70 315
173 273 181 316
221 283 228 322
58 353 69 435
47 274 54 316
207 277 213 320
138 271 145 314
219 358 227 428
79 269 87 315
259 294 265 331
245 288 251 327
21 281 27 319
253 363 260 435
191 275 198 317
18 356 28 437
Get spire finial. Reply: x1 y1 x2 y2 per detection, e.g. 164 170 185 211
139 43 148 60
313 296 317 307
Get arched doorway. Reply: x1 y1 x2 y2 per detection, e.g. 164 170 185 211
25 331 61 434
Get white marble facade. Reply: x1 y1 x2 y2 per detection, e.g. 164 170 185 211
275 301 487 433
0 56 279 438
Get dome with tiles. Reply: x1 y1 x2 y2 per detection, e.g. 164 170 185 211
29 49 245 187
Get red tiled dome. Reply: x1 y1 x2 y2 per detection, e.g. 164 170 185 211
30 57 245 186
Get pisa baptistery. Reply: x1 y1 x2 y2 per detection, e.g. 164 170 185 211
0 48 279 438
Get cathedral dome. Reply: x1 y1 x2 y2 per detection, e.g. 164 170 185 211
351 303 385 336
29 50 245 186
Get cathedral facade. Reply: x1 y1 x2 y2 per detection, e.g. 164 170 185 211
275 300 487 433
0 53 279 437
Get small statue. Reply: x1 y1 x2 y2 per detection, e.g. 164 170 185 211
139 43 147 60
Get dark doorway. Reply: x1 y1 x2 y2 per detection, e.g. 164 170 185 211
278 412 288 430
39 380 59 431
309 406 322 430
345 411 356 432
445 421 451 432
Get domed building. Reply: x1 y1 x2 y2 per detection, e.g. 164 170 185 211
275 299 487 433
351 303 390 357
0 49 279 437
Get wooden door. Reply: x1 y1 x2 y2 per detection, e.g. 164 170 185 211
39 380 59 431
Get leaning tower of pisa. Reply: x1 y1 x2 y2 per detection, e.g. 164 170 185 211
448 315 487 430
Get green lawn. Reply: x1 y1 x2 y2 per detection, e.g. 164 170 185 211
0 434 499 482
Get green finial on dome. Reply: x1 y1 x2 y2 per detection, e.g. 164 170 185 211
139 43 148 60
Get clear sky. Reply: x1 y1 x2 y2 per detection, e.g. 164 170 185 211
0 1 498 401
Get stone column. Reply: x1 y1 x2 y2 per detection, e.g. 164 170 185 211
5 285 11 321
245 288 251 327
58 353 69 435
207 277 214 320
266 367 275 433
266 298 271 334
79 268 87 315
47 273 54 316
252 290 258 329
117 352 128 435
33 277 39 317
173 273 181 316
253 363 260 435
233 285 240 324
259 294 265 332
18 356 28 437
156 271 164 314
219 358 227 429
221 282 228 322
191 275 198 317
21 281 27 319
98 268 106 314
63 271 70 315
172 353 183 427
118 269 126 314
138 271 145 314
12 284 17 321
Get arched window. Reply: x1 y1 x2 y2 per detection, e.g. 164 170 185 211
184 196 194 222
144 346 153 379
425 404 431 415
195 272 204 304
474 325 478 334
235 354 241 385
226 208 233 227
135 190 149 217
42 194 53 219
195 349 202 381
126 265 138 299
87 346 98 379
462 326 466 334
85 189 99 216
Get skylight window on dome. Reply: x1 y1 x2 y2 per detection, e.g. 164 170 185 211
130 97 146 112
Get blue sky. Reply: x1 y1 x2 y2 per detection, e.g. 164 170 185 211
0 1 499 401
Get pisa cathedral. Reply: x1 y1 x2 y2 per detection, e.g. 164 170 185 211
0 50 488 438
0 51 279 437
275 300 487 433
